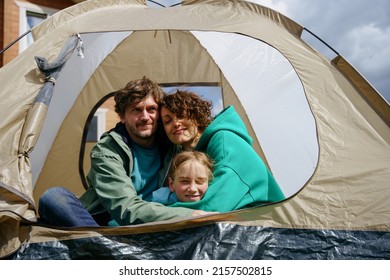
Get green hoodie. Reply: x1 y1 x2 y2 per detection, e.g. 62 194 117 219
171 106 285 211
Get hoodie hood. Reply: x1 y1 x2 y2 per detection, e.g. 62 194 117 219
196 106 253 150
171 105 285 211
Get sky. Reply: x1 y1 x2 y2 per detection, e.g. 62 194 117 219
152 0 390 103
251 0 390 102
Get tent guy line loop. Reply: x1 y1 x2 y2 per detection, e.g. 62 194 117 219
44 76 56 84
76 34 85 58
17 151 30 158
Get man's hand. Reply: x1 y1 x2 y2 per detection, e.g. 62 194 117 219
191 210 217 216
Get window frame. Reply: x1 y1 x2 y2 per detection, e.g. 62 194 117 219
16 1 59 53
86 108 108 142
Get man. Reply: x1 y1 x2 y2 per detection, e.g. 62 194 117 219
39 77 204 226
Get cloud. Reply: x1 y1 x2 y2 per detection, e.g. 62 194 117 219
253 0 390 101
343 23 390 96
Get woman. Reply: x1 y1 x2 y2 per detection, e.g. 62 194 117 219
160 90 285 212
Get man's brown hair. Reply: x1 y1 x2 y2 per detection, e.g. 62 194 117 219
114 76 164 118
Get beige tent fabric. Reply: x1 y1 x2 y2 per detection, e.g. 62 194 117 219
27 0 308 199
1 0 389 258
32 30 269 200
0 48 45 220
333 55 390 129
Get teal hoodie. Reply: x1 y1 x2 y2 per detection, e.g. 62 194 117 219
171 106 285 211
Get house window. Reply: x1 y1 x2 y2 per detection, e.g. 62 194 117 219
86 108 108 142
16 1 58 53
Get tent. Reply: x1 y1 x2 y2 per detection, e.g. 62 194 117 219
1 0 389 259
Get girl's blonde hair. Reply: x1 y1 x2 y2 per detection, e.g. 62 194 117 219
169 151 214 181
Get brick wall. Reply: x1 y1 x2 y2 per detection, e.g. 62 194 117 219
0 0 4 61
1 0 75 66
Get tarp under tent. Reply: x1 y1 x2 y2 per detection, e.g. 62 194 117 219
1 0 390 259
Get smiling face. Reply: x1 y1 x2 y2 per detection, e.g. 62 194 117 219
120 95 159 147
160 106 200 150
168 159 209 202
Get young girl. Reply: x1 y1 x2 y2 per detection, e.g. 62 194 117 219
152 151 214 204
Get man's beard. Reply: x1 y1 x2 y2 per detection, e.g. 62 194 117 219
130 122 156 139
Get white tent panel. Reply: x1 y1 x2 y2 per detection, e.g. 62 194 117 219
193 31 318 196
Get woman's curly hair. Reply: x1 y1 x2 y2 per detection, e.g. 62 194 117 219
161 90 213 132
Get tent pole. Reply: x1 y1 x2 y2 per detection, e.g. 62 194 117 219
0 30 31 55
303 27 339 56
147 0 182 7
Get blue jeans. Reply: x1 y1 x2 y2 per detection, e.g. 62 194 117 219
38 186 99 227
